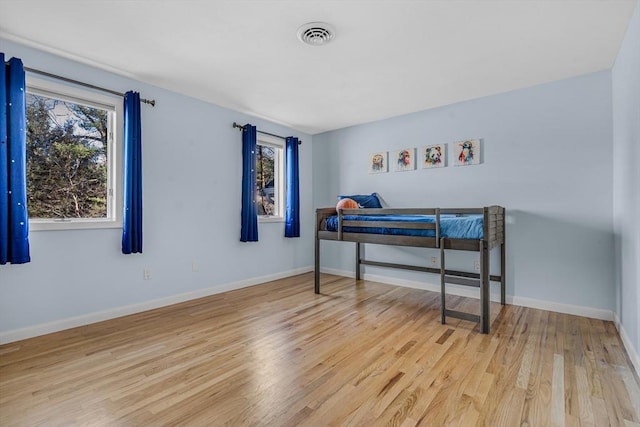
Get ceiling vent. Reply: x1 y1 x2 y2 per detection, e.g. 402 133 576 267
297 22 335 46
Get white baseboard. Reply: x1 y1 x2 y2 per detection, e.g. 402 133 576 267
614 313 640 378
320 268 614 321
508 295 613 321
0 266 313 344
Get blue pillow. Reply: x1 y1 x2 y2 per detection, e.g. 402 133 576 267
337 193 382 208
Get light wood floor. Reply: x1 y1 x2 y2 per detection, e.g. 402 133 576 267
1 273 639 426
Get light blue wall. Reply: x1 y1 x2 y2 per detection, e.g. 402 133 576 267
0 40 314 335
613 0 640 362
313 71 615 312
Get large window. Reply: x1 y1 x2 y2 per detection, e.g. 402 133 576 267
255 135 284 221
25 77 122 230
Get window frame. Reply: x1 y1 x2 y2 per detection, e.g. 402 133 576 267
256 134 285 223
25 76 123 231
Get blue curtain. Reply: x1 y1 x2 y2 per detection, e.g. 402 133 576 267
122 91 143 254
0 54 30 265
285 136 300 238
241 124 258 242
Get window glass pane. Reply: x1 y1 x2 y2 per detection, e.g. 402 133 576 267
26 93 109 219
256 144 277 216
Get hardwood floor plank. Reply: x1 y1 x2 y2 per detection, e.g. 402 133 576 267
575 365 595 427
520 309 550 426
1 273 638 426
619 365 640 423
552 353 566 427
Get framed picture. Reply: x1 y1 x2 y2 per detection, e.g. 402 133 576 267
453 139 481 166
368 151 388 173
392 148 416 172
422 144 446 169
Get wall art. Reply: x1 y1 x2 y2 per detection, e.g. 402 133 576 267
422 144 446 169
368 151 388 173
453 139 481 166
392 148 416 172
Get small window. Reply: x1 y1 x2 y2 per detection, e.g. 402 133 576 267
255 135 284 221
25 77 122 230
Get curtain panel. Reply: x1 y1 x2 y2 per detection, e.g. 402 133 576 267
240 124 258 242
122 91 143 254
284 136 300 238
0 54 30 265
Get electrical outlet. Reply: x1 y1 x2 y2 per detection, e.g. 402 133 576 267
143 268 152 280
474 260 481 272
431 256 438 267
192 262 199 272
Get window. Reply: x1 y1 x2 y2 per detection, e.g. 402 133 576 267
25 77 122 230
255 135 284 221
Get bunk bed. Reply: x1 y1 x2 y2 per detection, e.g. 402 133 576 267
314 205 506 333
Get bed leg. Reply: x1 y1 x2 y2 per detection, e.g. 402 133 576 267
440 238 446 325
480 239 490 334
314 236 320 294
500 242 506 305
356 242 364 280
355 242 361 281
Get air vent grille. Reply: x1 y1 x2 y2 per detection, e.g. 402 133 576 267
297 22 335 46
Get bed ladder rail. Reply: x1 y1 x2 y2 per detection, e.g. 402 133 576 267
440 237 491 333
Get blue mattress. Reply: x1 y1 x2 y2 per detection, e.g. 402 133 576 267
325 214 484 239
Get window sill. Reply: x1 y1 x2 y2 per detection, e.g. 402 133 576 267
258 216 284 224
29 219 123 231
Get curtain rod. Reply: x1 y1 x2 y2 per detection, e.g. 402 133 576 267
24 67 156 107
233 122 302 144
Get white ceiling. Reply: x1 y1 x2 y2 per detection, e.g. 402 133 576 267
0 1 636 135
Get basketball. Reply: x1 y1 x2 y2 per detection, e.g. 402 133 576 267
336 198 359 210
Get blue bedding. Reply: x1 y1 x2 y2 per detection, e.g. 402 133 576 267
325 214 484 239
